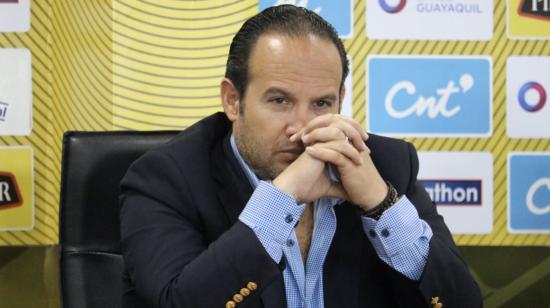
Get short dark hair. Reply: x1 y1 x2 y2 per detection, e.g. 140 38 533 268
225 5 349 102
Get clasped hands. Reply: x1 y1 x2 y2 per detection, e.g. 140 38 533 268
272 114 388 211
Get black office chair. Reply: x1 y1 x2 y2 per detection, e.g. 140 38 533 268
59 131 178 308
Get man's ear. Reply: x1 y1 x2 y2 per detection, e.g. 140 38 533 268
221 78 240 122
338 86 346 114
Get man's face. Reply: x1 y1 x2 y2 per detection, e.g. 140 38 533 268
230 33 343 180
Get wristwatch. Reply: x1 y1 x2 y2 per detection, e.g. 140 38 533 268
361 181 399 220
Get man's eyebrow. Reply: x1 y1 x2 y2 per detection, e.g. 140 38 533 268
315 94 338 102
263 88 338 102
263 87 293 99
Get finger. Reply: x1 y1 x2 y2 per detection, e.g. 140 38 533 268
301 126 346 146
291 114 368 142
327 121 368 151
315 140 364 166
363 145 371 155
306 141 363 166
302 121 367 152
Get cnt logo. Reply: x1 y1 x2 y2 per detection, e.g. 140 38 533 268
379 0 407 13
518 81 547 112
508 153 550 233
526 177 550 215
0 172 22 210
519 0 550 21
420 179 482 206
0 101 7 122
385 73 473 119
367 56 491 137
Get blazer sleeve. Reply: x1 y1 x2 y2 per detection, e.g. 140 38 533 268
385 142 483 308
119 149 284 308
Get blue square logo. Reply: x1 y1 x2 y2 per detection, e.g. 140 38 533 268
508 153 550 233
367 56 492 137
258 1 353 38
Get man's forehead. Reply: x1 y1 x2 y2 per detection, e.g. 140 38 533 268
251 32 334 56
248 33 342 76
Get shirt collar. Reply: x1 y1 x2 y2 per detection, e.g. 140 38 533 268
230 134 261 189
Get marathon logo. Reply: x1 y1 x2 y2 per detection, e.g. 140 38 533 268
0 101 7 122
0 172 22 210
420 179 482 206
519 0 550 20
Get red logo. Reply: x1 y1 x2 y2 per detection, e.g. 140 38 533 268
519 0 550 21
0 172 22 210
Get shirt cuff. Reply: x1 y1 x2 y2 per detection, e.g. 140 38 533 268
361 196 432 280
239 181 305 263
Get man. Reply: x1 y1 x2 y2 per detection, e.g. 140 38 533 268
120 5 481 308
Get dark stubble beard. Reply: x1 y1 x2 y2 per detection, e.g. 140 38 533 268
234 124 281 181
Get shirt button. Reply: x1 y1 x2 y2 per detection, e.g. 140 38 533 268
381 228 390 238
286 239 294 247
285 214 294 224
368 229 377 238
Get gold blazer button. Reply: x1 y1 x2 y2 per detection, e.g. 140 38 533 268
240 288 250 296
233 294 244 303
225 300 236 308
247 282 257 291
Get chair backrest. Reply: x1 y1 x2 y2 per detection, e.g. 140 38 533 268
59 131 178 308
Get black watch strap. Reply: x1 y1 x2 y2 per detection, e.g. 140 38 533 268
361 181 400 220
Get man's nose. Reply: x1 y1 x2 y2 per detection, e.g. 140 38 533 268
285 104 313 137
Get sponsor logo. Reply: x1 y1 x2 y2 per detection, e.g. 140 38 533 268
416 1 483 14
518 0 550 21
0 146 33 231
0 172 22 210
367 0 492 40
0 48 32 136
259 0 353 38
508 153 550 233
518 81 547 112
508 0 550 38
506 57 550 138
0 0 29 32
0 101 7 122
526 178 550 215
418 152 493 234
420 179 482 206
385 73 473 119
367 56 491 137
379 0 407 13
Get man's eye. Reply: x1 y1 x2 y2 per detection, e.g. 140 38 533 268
314 100 332 108
270 97 287 104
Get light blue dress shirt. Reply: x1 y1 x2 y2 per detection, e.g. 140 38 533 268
231 135 433 308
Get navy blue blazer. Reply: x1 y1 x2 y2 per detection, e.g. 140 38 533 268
120 112 482 308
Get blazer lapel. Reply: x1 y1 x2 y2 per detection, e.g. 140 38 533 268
212 132 288 306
